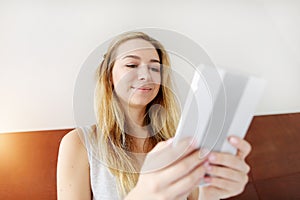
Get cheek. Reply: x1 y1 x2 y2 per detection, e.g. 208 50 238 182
111 67 121 87
112 68 136 99
150 71 161 85
112 67 133 87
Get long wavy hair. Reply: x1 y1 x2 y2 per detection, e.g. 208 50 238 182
93 31 180 198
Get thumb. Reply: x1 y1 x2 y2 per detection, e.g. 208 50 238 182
150 138 174 153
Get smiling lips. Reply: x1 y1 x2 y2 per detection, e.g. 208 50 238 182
131 86 153 92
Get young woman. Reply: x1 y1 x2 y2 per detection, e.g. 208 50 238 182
57 31 251 200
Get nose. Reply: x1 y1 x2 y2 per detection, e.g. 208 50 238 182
137 65 151 81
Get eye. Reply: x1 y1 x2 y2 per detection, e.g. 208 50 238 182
149 65 161 72
125 64 138 68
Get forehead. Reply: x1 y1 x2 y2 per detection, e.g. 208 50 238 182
115 39 159 59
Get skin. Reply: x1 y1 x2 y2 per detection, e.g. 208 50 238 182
57 39 252 200
111 39 161 140
199 136 251 199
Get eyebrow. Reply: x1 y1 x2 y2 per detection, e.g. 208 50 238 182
121 55 160 63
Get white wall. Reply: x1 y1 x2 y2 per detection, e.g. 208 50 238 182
0 0 299 133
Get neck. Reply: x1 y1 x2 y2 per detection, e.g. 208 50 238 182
122 103 149 139
123 104 151 153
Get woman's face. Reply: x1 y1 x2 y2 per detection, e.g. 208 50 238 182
112 39 161 108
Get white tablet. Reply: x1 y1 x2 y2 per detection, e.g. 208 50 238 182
173 66 266 156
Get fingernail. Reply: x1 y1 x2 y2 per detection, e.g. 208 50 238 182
229 137 238 144
204 161 212 171
209 154 216 162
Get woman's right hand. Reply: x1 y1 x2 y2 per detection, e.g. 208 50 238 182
125 138 207 200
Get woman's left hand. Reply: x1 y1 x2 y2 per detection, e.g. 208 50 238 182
200 136 252 200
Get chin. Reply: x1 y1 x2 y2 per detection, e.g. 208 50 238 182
128 100 152 108
128 94 157 107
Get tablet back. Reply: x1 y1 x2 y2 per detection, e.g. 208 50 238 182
173 66 266 156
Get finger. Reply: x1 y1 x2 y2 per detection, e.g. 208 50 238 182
204 164 249 184
228 136 252 159
204 176 246 197
208 152 250 174
166 162 207 199
158 150 206 186
150 138 173 153
142 137 197 173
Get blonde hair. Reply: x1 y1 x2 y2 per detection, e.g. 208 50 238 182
93 31 180 197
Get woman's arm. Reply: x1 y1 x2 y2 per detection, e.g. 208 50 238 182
57 129 92 200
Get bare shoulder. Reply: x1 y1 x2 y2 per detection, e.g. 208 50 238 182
58 128 89 166
57 128 91 200
60 129 84 149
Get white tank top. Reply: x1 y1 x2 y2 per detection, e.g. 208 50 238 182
79 126 189 200
79 126 120 200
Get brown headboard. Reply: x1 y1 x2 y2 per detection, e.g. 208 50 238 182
0 129 71 200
